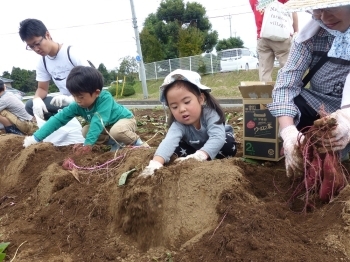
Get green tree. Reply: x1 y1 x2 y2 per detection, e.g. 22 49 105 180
2 71 11 79
116 56 138 95
178 27 204 57
140 0 218 62
10 67 38 93
216 37 244 51
109 69 117 85
97 63 110 86
140 28 166 63
27 70 37 93
118 56 138 77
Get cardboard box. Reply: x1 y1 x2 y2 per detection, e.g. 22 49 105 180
238 82 284 161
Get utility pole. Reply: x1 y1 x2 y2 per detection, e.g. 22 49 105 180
225 14 232 38
129 0 148 99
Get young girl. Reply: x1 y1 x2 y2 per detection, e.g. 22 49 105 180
140 69 237 177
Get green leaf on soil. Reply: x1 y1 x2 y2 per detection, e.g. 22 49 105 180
118 168 137 186
240 157 259 164
0 242 10 253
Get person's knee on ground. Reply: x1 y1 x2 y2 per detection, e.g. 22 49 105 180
82 124 110 145
0 114 13 127
0 110 37 135
109 119 139 145
0 113 23 135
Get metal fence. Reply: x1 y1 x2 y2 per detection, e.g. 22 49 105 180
143 48 259 81
143 53 221 80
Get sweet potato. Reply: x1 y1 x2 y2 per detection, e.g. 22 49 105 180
319 152 346 202
291 114 349 209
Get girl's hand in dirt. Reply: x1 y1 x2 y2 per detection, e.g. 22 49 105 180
323 109 350 151
175 150 208 162
280 125 304 177
139 160 163 177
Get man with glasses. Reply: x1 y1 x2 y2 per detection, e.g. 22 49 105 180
19 18 91 120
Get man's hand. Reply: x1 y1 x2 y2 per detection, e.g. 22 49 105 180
280 125 304 178
175 150 208 162
323 108 350 151
50 95 74 107
23 135 40 148
139 160 163 177
33 97 48 120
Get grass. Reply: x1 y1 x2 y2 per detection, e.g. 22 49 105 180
116 68 279 101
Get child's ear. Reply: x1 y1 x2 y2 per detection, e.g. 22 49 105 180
199 93 205 105
95 89 101 96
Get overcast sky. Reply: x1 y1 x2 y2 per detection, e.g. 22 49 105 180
0 0 312 74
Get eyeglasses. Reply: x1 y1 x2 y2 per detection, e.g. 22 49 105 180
312 6 343 16
26 36 44 50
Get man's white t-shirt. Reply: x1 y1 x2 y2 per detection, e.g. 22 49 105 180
35 44 90 96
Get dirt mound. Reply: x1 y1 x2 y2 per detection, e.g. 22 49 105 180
1 108 350 262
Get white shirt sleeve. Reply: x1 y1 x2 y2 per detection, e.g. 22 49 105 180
35 57 52 82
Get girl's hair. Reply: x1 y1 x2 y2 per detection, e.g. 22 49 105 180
164 80 225 127
19 19 48 41
66 66 104 95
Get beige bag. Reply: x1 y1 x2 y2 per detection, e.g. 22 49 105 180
260 1 293 41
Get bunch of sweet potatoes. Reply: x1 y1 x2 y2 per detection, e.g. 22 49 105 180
296 117 348 204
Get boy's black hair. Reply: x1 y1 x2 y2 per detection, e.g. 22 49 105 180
165 80 226 127
0 80 4 92
19 19 47 41
66 66 104 95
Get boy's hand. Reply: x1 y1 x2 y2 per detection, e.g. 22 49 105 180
139 160 163 177
175 150 208 162
50 95 74 107
23 135 40 148
73 144 92 155
33 97 48 120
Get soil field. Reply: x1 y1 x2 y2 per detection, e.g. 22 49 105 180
1 107 350 262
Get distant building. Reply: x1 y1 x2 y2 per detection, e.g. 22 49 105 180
0 77 13 88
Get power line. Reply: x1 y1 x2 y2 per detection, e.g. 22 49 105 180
0 10 252 36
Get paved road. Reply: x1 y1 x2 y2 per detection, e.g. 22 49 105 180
118 98 243 109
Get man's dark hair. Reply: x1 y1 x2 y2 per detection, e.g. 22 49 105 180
66 66 104 95
19 19 47 41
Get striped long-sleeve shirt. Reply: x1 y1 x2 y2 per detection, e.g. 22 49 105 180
268 28 350 124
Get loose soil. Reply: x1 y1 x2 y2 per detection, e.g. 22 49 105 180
1 107 350 262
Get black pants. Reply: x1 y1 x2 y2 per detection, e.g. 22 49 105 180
25 96 63 120
293 95 319 131
174 133 237 160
